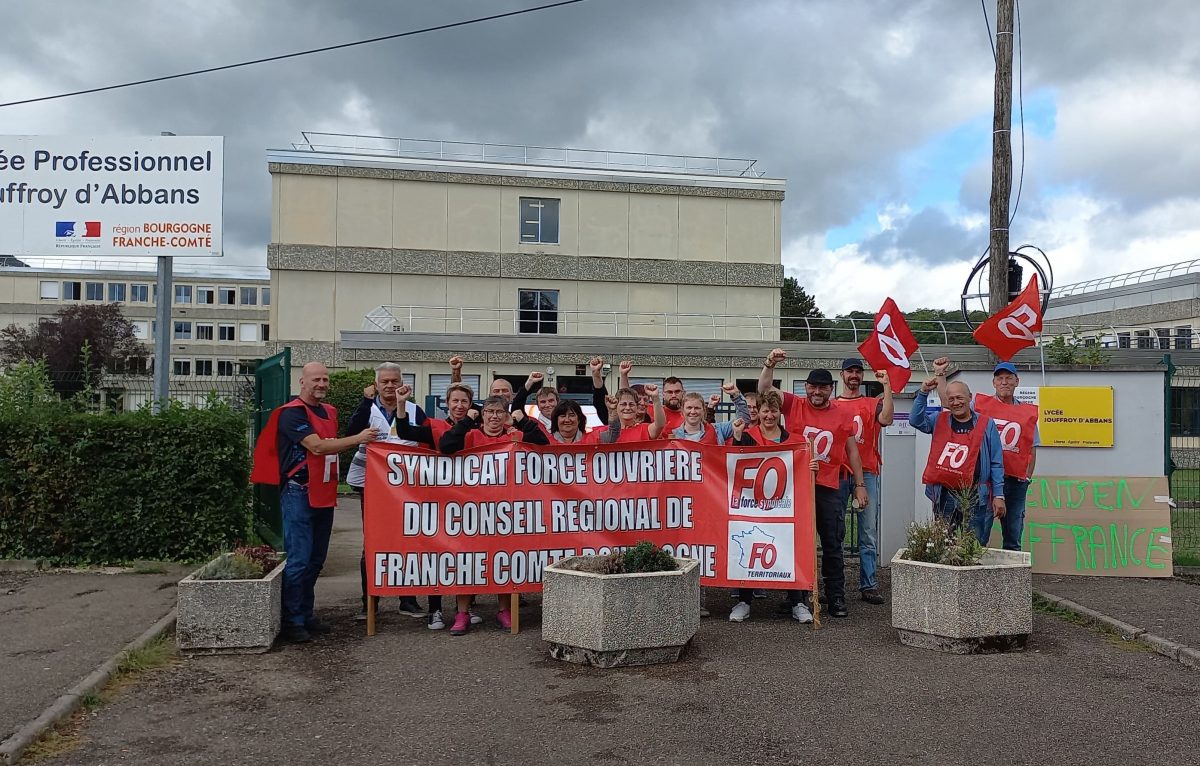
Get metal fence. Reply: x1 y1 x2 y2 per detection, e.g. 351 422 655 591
1167 361 1200 565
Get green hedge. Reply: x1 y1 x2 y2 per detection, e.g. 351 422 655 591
327 368 375 479
0 403 252 564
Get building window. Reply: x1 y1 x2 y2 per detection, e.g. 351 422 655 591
518 288 559 334
1156 328 1171 350
240 287 258 306
239 323 258 342
430 374 482 402
1176 326 1193 350
85 282 103 301
196 323 214 341
237 362 254 375
519 197 560 244
262 287 271 306
131 283 149 302
261 324 271 341
1136 330 1153 349
218 287 236 305
197 286 215 305
218 324 236 341
174 285 192 304
173 321 192 340
194 359 213 377
107 283 126 302
131 320 150 340
39 281 59 299
62 281 81 300
1118 332 1130 349
173 359 191 376
217 360 235 377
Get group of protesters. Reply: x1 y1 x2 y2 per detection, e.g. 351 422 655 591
253 349 1037 644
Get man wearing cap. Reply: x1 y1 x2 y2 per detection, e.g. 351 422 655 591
835 358 894 605
933 358 1038 550
759 350 868 620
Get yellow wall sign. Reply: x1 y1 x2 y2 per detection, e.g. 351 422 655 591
1038 386 1114 447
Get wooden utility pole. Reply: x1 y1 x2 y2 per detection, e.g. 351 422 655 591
988 0 1014 314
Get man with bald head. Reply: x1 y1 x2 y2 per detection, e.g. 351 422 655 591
252 362 378 643
910 373 1005 542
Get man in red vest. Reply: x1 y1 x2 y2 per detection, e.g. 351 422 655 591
759 351 869 620
835 357 894 605
252 362 379 643
934 358 1039 550
911 373 1005 543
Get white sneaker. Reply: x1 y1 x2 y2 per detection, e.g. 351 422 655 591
792 602 814 623
729 601 751 622
468 611 483 625
427 610 445 630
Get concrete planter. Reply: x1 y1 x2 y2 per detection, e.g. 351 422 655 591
176 554 285 654
542 556 700 668
891 548 1032 654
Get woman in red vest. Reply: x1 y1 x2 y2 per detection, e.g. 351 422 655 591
251 362 379 644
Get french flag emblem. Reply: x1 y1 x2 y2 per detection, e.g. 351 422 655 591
55 222 101 238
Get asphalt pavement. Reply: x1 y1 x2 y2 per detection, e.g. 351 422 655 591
25 502 1200 766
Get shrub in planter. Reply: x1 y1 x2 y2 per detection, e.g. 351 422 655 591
542 542 699 668
892 487 1032 654
177 545 285 654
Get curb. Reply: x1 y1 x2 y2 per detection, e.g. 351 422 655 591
0 608 178 765
1034 590 1198 673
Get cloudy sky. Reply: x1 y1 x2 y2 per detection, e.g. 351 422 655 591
3 0 1198 315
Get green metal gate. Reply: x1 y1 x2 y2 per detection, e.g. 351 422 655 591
252 347 291 547
1166 355 1200 566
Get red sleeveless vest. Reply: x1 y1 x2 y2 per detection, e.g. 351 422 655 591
836 395 882 473
922 412 990 490
973 393 1037 479
790 400 854 489
251 399 340 508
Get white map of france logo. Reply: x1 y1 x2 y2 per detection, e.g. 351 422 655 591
732 526 774 568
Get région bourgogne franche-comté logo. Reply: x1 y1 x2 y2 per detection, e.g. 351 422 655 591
55 221 101 239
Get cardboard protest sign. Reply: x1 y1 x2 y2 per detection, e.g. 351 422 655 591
987 476 1173 576
364 440 816 595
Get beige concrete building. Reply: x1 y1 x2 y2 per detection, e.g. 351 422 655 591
0 259 270 408
267 135 793 400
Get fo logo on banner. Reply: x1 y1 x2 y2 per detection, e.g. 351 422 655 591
937 442 970 469
802 426 834 462
727 521 796 582
726 451 794 516
993 418 1022 452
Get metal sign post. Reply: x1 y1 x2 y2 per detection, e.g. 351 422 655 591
153 254 172 412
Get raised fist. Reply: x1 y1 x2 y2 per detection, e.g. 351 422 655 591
526 371 544 387
619 360 633 375
874 369 890 385
767 348 787 366
467 408 480 421
396 384 412 402
448 355 464 371
708 393 721 409
731 418 746 439
363 384 376 399
604 394 619 410
932 357 951 375
722 382 739 396
643 383 659 397
589 357 604 373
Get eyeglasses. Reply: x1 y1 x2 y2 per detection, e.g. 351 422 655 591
482 409 507 417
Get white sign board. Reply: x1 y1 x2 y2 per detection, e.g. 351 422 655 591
0 135 223 257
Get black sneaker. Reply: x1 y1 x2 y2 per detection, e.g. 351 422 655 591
398 597 425 617
828 597 849 618
282 624 312 643
860 588 885 605
305 618 332 635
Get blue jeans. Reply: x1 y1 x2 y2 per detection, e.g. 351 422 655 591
974 477 1029 551
838 472 880 591
281 483 334 627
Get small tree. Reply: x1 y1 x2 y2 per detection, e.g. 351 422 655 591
780 276 825 341
0 304 146 397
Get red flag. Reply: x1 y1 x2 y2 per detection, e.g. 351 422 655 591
857 298 919 393
972 274 1043 361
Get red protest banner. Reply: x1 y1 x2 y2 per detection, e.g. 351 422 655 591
363 440 816 596
973 273 1043 361
857 297 919 392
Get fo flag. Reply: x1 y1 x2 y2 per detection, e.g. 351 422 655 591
973 274 1043 361
857 298 919 392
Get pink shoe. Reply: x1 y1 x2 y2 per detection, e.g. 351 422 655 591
496 609 512 630
449 611 471 636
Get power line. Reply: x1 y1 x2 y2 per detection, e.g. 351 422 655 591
980 0 996 62
0 0 586 109
1009 0 1025 225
